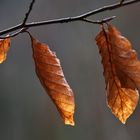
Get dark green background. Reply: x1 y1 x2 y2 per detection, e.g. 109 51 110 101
0 0 140 140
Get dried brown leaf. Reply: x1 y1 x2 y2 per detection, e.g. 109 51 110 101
0 37 11 63
95 24 139 123
31 36 75 126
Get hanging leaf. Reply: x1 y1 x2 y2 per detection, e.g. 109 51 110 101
0 37 11 63
95 24 139 124
30 36 75 126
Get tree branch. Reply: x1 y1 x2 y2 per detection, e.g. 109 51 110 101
120 0 125 5
22 0 35 25
0 0 35 39
0 0 139 38
82 16 116 24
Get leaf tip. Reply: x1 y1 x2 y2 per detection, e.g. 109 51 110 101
121 120 126 124
64 116 75 126
118 115 127 124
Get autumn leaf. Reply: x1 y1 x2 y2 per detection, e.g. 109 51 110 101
95 24 139 124
30 36 75 126
0 37 11 63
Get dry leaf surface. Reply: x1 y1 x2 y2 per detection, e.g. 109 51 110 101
95 24 139 123
0 37 11 63
31 36 75 126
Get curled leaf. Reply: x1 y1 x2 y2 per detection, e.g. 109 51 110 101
31 36 75 126
0 37 11 63
95 24 139 124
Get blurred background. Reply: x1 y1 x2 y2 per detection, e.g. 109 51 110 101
0 0 140 140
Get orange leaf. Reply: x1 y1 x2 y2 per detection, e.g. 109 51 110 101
31 36 75 126
0 37 11 63
95 24 139 124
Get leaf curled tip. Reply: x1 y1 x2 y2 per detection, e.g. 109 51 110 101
96 24 140 123
31 36 75 126
0 36 11 64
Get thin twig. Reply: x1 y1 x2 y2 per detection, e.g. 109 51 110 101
82 16 116 24
0 0 139 37
120 0 125 5
0 28 28 39
1 16 116 38
22 0 35 25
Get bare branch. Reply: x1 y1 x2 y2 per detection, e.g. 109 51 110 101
0 0 139 38
0 28 27 39
120 0 125 5
22 0 35 25
82 16 116 24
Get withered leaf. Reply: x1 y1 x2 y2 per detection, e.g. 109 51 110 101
31 36 75 126
95 24 139 124
0 37 11 63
